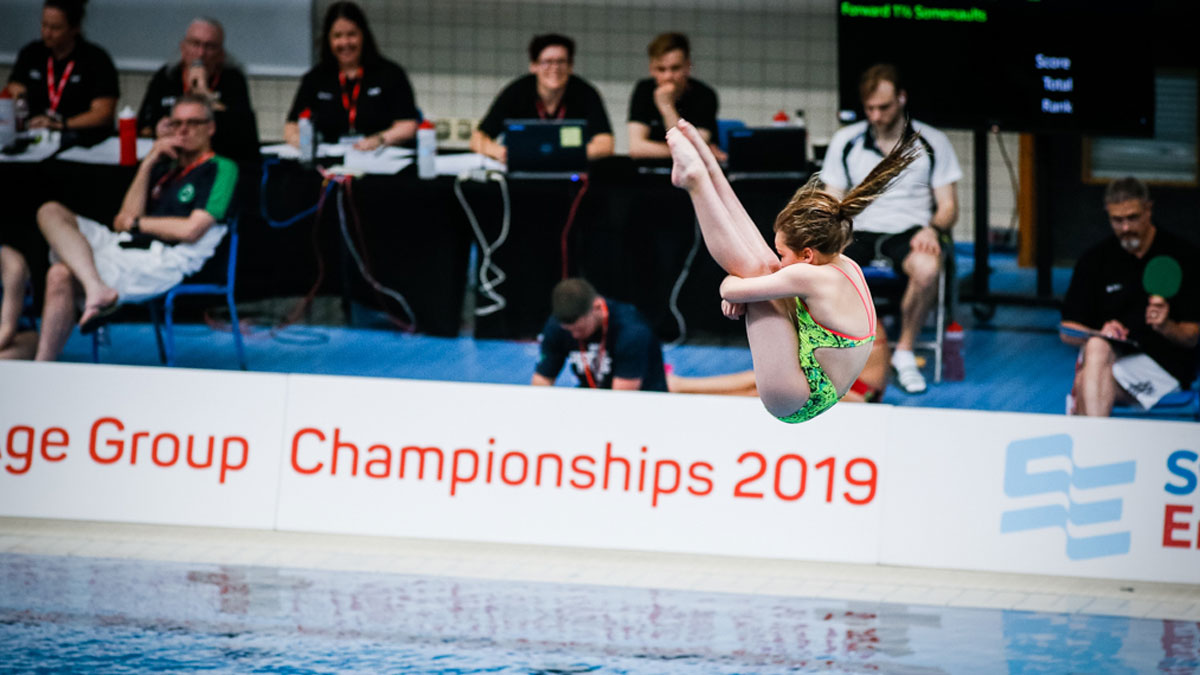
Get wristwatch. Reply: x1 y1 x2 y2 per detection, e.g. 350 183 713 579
130 216 141 234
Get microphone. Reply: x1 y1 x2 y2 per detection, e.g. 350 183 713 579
189 58 206 90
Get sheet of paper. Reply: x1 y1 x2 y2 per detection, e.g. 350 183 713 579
55 137 154 165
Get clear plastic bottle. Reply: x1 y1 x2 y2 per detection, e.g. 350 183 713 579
14 95 29 132
417 119 436 179
298 108 315 166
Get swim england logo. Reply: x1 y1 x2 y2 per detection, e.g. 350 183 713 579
1000 434 1135 560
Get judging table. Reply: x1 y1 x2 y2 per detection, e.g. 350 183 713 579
2 138 807 340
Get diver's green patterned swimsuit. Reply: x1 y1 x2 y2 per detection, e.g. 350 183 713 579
776 265 875 424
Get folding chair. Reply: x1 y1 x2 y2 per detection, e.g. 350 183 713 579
859 232 953 384
92 215 246 370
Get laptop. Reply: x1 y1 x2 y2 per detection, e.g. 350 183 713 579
725 127 808 180
504 119 588 179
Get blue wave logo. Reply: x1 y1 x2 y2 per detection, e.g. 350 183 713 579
1000 434 1135 560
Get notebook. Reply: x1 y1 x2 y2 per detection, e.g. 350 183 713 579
504 118 588 179
725 126 808 180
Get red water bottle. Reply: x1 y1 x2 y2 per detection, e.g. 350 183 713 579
943 321 965 381
118 106 136 166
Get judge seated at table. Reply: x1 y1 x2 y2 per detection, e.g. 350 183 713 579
4 0 118 145
137 17 260 164
471 33 614 164
283 1 419 152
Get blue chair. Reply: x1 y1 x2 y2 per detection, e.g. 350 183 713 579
92 216 246 370
716 119 746 154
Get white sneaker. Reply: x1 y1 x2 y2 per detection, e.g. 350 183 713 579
891 354 927 394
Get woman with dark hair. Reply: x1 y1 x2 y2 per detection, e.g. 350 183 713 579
668 119 918 423
285 1 418 151
4 0 118 137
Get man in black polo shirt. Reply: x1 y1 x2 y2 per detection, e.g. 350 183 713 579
4 0 118 142
532 278 667 392
627 32 719 159
31 94 238 361
1061 177 1200 416
137 17 260 164
471 34 613 163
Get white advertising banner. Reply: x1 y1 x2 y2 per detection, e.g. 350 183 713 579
880 408 1200 584
0 361 287 529
276 374 886 563
2 362 1196 584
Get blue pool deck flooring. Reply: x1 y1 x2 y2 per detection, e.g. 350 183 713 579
58 249 1092 416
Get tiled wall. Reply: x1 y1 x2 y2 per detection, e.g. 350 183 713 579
3 0 1019 241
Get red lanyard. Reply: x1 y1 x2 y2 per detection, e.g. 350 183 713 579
151 151 213 200
536 97 566 121
45 57 75 112
339 69 363 132
577 299 609 388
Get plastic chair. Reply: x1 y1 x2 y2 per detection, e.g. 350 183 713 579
91 216 246 370
862 263 946 383
716 119 746 154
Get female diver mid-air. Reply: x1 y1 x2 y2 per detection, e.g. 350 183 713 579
667 118 918 422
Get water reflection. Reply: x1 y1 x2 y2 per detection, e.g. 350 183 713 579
0 553 1194 673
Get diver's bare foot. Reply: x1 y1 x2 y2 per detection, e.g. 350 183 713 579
77 286 119 330
668 127 708 190
677 118 723 175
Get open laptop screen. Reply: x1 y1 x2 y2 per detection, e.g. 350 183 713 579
504 118 588 177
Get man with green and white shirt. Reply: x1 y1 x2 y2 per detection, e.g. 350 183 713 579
33 93 237 361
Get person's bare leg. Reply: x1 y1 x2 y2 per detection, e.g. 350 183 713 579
743 299 811 417
0 245 29 349
668 370 759 396
896 249 940 352
35 263 81 361
676 119 778 265
0 330 37 360
1074 337 1120 416
669 128 778 279
36 201 118 327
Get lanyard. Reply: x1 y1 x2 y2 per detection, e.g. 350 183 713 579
151 151 213 201
536 97 566 121
339 68 363 132
45 57 75 112
576 298 609 389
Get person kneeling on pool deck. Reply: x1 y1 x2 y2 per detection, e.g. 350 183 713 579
31 93 237 362
532 278 667 392
668 118 918 423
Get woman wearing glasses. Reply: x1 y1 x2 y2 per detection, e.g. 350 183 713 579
285 1 419 152
471 33 614 163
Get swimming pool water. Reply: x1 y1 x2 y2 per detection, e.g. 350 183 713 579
1 552 1196 673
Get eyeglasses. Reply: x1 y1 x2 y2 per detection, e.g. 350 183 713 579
537 58 571 68
167 117 212 130
184 38 222 53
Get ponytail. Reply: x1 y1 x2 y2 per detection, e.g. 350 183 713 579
774 125 921 256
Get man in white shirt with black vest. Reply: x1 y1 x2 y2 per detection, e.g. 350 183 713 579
820 64 962 394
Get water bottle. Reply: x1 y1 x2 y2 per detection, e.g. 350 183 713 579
772 110 789 126
417 119 436 179
298 109 315 166
943 321 965 381
118 106 137 166
793 109 807 130
0 90 15 148
14 94 29 132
